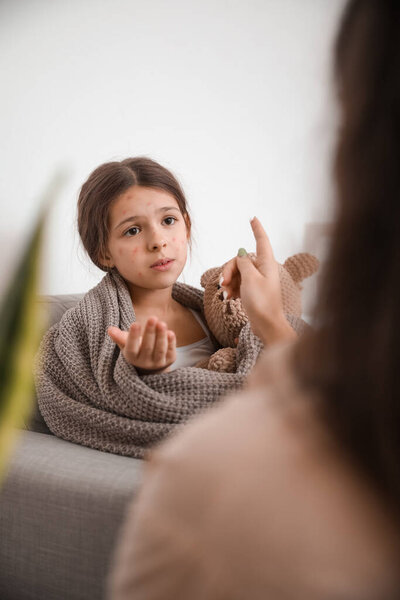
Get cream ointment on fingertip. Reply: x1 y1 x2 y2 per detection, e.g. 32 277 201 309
219 274 224 286
222 290 228 301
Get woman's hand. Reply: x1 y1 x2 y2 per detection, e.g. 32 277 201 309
221 217 296 345
107 317 176 374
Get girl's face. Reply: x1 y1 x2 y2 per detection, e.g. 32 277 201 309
105 185 189 292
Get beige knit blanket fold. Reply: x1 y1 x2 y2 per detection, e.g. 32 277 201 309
35 271 265 458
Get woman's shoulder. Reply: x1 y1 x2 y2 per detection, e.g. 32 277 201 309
144 343 400 595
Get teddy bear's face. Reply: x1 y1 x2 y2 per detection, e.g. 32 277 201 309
200 253 320 348
201 267 248 347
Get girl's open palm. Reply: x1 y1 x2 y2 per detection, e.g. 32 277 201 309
108 317 176 373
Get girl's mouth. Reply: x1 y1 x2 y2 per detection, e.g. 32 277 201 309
150 259 175 271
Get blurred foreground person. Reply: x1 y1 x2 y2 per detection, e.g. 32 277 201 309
109 1 400 598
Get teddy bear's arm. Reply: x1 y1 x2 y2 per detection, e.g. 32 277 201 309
195 347 237 372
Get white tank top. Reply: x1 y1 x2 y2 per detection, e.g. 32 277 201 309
169 308 216 371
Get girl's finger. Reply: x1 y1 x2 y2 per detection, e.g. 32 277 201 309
125 322 142 356
165 330 176 365
139 317 157 359
107 326 128 350
152 321 168 365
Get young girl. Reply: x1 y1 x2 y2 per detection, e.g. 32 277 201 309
77 156 215 373
36 157 263 458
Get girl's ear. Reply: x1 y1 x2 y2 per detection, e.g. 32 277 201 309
184 214 191 240
99 249 114 269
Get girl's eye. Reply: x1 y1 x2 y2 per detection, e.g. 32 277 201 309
124 226 140 237
163 217 176 226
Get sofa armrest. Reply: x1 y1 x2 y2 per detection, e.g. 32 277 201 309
0 430 142 600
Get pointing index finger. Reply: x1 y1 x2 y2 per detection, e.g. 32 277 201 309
250 217 275 264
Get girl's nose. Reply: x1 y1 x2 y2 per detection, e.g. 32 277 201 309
148 233 167 252
151 241 166 251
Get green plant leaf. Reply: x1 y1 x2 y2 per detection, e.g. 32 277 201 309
0 173 66 483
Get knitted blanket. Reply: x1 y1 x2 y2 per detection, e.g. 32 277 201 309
36 272 264 458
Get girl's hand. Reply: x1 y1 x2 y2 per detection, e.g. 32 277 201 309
107 317 176 374
221 217 296 345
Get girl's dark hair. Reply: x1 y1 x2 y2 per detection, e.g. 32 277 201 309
77 157 192 271
293 0 400 509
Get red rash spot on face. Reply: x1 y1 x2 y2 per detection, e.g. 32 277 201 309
172 237 176 242
138 272 142 277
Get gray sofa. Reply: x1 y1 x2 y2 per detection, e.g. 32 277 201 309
0 294 143 600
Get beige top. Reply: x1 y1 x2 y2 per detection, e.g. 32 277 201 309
109 343 400 600
169 308 215 371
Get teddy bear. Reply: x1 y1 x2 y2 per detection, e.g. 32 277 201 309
196 252 319 372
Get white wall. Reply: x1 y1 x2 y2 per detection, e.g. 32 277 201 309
0 0 345 316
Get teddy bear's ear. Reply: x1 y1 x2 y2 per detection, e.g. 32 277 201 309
200 266 222 289
283 253 319 283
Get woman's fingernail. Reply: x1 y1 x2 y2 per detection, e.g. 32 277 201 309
237 247 247 257
223 290 228 300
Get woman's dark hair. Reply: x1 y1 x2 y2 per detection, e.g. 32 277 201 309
293 0 400 509
77 157 192 271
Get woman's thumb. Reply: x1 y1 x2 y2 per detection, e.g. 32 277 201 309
236 248 257 280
